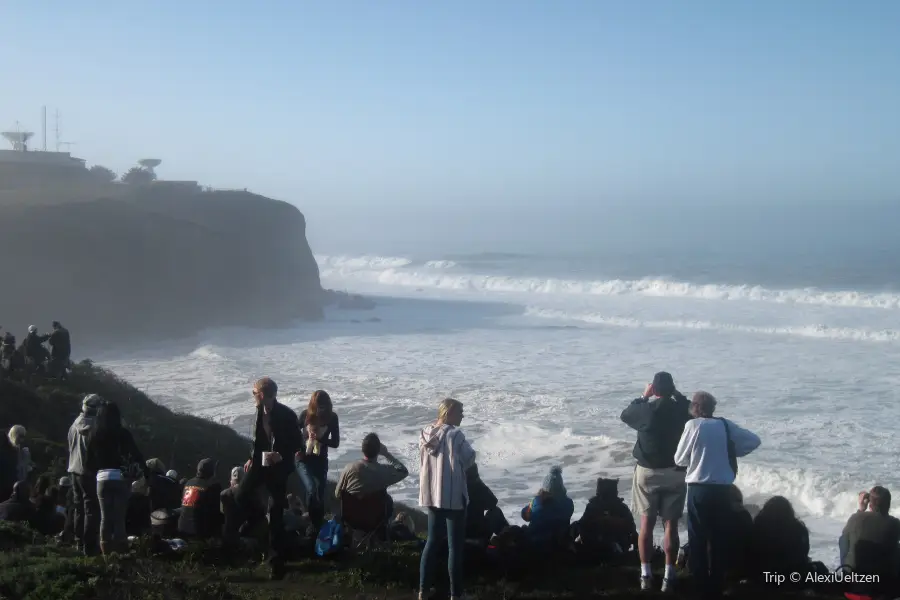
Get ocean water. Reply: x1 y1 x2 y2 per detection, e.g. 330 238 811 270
98 250 900 566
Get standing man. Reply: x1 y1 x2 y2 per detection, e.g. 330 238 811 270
230 377 301 580
620 372 691 593
67 394 104 556
48 321 72 379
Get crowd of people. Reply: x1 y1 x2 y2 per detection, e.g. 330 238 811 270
0 321 72 379
1 365 898 600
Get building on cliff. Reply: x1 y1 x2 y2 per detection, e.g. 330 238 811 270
0 130 90 189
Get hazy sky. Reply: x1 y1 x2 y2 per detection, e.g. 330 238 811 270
3 1 899 251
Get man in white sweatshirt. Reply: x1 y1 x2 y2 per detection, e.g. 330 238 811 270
674 391 760 600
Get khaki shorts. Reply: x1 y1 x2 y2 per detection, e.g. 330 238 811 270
631 465 686 521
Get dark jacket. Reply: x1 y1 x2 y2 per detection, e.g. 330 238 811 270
149 474 183 511
297 410 340 460
48 327 71 359
0 438 17 501
0 497 36 523
178 477 223 538
22 332 49 360
85 428 146 477
621 393 691 469
577 495 637 550
840 510 900 574
249 401 302 476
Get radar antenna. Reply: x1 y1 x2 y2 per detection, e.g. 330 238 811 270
138 158 162 175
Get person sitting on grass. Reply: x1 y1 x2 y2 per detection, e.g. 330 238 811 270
178 458 223 539
521 465 575 548
30 474 65 535
466 463 509 542
571 477 637 559
839 486 900 580
335 433 409 512
0 481 36 524
750 495 810 577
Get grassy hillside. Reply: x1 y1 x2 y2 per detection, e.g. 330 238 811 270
0 366 850 599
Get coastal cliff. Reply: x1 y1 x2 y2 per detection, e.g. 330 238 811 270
0 184 324 345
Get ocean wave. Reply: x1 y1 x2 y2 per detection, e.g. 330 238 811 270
524 307 900 342
424 260 457 269
316 255 413 271
316 254 900 310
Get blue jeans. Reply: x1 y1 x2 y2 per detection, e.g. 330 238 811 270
419 507 466 597
686 484 732 599
296 455 328 528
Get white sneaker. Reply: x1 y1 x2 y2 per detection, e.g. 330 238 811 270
661 577 675 593
640 576 653 591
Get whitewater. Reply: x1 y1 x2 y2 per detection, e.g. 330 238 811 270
98 253 900 566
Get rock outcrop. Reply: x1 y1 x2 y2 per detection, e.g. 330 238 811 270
0 184 323 345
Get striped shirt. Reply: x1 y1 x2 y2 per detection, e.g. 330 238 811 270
418 424 476 510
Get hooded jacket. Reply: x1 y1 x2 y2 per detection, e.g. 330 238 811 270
67 396 103 476
418 423 476 511
178 459 222 538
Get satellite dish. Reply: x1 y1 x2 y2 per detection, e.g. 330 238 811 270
2 131 34 151
138 158 161 170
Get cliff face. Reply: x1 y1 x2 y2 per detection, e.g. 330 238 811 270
0 185 324 345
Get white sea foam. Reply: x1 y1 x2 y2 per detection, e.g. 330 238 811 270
316 254 900 310
96 253 900 566
524 307 900 343
424 260 458 269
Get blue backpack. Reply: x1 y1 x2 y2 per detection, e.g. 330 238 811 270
315 519 344 557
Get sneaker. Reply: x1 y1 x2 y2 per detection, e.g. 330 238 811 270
661 577 674 593
640 576 653 591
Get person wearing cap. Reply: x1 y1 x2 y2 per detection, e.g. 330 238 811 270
620 372 691 592
177 458 223 539
48 321 71 379
68 393 104 556
520 465 575 547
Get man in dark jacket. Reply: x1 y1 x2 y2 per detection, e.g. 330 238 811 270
620 371 691 592
0 481 36 524
228 377 301 580
67 394 104 556
22 326 50 372
48 321 71 378
178 458 223 538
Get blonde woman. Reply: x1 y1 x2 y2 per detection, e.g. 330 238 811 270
418 398 476 600
8 425 33 482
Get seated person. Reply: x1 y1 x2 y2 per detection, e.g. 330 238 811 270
572 477 637 556
147 458 182 511
30 475 65 536
466 463 509 541
221 466 265 539
751 495 810 575
521 466 575 547
178 458 223 539
58 476 76 543
0 481 36 524
840 486 900 578
126 478 152 536
334 433 409 522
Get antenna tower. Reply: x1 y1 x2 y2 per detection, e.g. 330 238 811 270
42 106 47 151
55 110 61 152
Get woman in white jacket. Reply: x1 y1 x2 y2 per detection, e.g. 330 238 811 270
418 398 476 600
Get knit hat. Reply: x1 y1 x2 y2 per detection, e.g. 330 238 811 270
230 466 243 484
58 476 73 488
166 470 178 480
541 465 567 497
196 458 216 479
